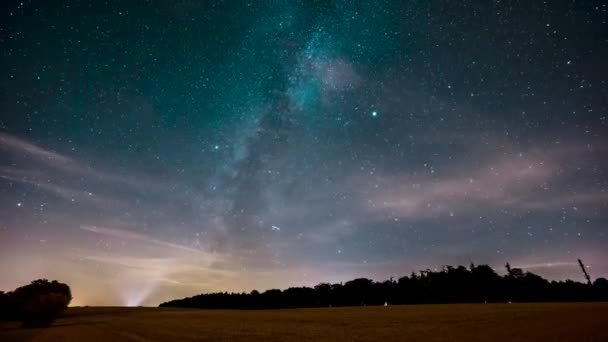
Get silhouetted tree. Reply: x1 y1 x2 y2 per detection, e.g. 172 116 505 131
594 278 608 301
314 283 332 306
4 279 72 326
0 290 16 321
471 264 502 302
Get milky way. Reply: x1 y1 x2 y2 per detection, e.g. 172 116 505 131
1 1 607 306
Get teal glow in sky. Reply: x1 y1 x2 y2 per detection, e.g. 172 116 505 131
1 0 607 306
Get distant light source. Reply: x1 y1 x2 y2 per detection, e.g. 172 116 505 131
126 298 141 307
371 111 378 117
124 291 149 307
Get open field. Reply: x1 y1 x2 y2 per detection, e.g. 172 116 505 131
1 303 607 341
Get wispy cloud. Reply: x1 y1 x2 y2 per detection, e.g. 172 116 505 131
0 132 160 191
365 145 606 219
0 170 120 207
0 132 75 165
511 261 579 270
81 254 234 279
80 225 205 254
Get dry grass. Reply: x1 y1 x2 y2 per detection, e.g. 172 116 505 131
1 302 607 341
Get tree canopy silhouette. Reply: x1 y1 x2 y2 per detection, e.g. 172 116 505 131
160 264 608 309
0 279 72 326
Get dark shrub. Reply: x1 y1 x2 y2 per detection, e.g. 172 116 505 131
10 279 72 326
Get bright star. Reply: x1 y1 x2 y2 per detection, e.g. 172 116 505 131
372 111 378 117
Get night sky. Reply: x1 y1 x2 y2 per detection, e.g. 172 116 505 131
1 1 607 306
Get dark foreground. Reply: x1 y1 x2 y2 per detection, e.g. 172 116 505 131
1 303 607 341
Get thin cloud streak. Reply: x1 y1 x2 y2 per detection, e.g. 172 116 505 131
0 171 117 207
0 132 75 165
511 261 579 270
80 225 206 255
0 132 161 192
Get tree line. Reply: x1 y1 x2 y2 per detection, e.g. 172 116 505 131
159 263 608 309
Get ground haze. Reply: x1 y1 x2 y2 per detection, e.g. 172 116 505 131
1 303 607 341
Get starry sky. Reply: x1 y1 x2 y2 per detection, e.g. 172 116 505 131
1 1 607 306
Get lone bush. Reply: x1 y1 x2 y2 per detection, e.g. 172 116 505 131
9 279 72 326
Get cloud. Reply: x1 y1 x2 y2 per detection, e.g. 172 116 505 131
75 250 238 306
0 132 159 191
81 254 233 279
365 144 606 220
0 132 75 165
0 170 120 207
79 225 205 255
75 225 241 305
511 261 578 270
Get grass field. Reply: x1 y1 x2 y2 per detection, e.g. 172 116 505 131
1 303 607 341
